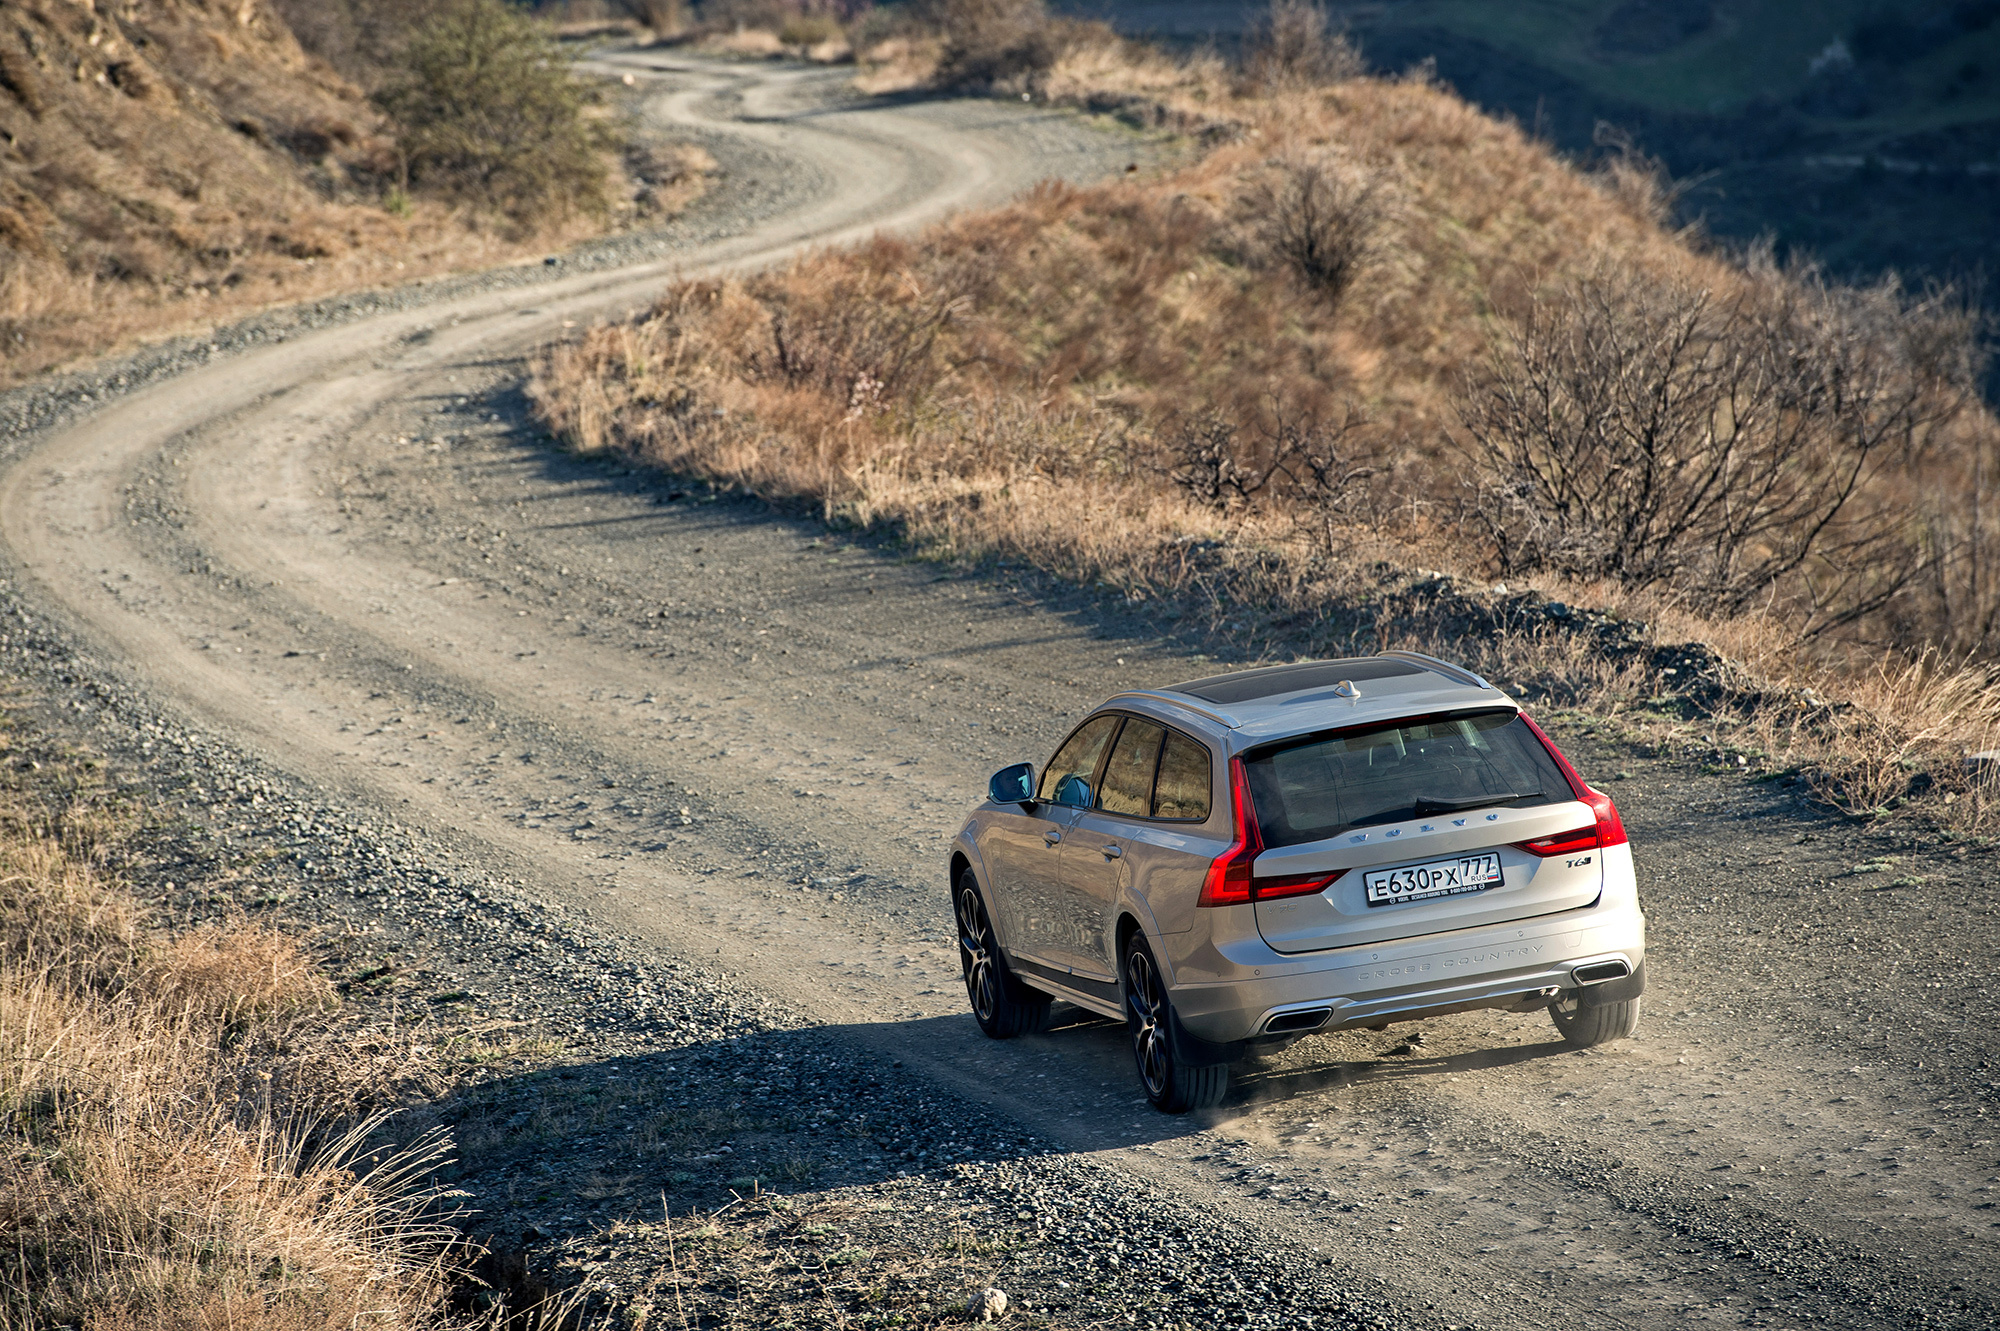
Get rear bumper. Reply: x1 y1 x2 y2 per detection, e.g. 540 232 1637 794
1168 898 1646 1048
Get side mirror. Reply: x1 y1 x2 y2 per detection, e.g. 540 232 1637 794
988 762 1035 806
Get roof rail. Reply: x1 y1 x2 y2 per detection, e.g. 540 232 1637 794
1106 689 1244 730
1376 649 1494 691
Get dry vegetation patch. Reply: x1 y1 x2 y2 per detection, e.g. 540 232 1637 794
0 726 465 1329
531 1 2000 837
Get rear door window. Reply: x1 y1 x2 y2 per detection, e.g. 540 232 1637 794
1098 718 1165 816
1038 715 1121 807
1244 710 1566 847
1152 729 1212 820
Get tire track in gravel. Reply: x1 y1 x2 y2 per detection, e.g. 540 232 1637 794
4 50 1998 1331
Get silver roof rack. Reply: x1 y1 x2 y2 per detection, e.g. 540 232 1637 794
1106 689 1244 730
1376 649 1493 691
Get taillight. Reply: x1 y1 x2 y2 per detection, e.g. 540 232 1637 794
1584 789 1628 847
1197 759 1262 907
1515 790 1627 857
1253 868 1348 901
1514 713 1627 857
1198 762 1346 905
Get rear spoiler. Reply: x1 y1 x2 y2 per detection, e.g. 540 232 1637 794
1376 649 1493 691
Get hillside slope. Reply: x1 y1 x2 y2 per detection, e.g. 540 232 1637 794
0 1 403 366
0 0 690 386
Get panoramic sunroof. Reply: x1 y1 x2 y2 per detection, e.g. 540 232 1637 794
1169 657 1427 705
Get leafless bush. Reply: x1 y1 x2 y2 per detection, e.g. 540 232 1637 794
1165 404 1376 559
1166 414 1285 510
1244 0 1364 92
613 0 689 35
1273 404 1377 560
1454 263 1979 629
915 0 1067 90
1262 154 1380 307
759 273 970 405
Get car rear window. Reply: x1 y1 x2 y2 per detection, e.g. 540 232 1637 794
1242 710 1568 848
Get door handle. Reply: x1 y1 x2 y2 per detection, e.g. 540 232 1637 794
1043 829 1063 846
1100 844 1123 859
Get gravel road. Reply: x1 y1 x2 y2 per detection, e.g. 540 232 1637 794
2 50 1996 1331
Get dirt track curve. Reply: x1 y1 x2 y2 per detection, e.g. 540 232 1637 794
5 51 1998 1331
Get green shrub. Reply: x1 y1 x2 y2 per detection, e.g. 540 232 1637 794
375 0 613 222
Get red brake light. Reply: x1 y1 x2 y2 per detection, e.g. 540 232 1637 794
1198 761 1348 905
1198 759 1263 907
1516 823 1598 857
1513 712 1626 856
1584 789 1628 847
1515 790 1627 857
1253 868 1348 901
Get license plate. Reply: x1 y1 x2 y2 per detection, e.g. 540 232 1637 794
1363 852 1503 907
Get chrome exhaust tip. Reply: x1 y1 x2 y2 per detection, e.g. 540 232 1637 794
1264 1007 1332 1035
1573 959 1632 985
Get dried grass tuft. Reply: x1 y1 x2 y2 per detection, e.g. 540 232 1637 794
0 763 460 1329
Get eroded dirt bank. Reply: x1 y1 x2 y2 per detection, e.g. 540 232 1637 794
1 50 1995 1331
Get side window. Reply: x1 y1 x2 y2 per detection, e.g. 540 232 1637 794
1152 729 1213 820
1098 718 1165 816
1038 715 1121 808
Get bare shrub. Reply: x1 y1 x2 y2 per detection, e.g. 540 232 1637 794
1273 404 1377 560
1901 419 2000 657
614 0 690 36
916 0 1066 90
375 0 614 221
1455 262 1978 627
1262 154 1379 307
755 262 972 404
1162 404 1377 567
1166 414 1284 510
1244 0 1363 92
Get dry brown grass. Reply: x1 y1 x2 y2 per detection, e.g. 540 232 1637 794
0 752 463 1329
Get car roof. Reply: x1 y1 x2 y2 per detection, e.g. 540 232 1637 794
1105 651 1516 743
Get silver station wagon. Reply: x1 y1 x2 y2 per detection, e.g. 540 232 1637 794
950 652 1646 1112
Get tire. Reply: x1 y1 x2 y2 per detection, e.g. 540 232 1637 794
1122 933 1229 1113
1551 992 1642 1047
955 871 1051 1039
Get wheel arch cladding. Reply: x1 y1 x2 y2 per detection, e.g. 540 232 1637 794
949 851 974 892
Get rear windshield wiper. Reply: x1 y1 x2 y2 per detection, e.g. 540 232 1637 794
1412 791 1544 815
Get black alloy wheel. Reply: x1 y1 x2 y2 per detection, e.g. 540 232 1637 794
1122 933 1228 1113
955 870 1050 1038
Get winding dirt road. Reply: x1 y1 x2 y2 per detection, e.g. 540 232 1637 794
5 53 1998 1330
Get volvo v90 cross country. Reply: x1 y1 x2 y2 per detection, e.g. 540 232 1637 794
949 651 1645 1112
